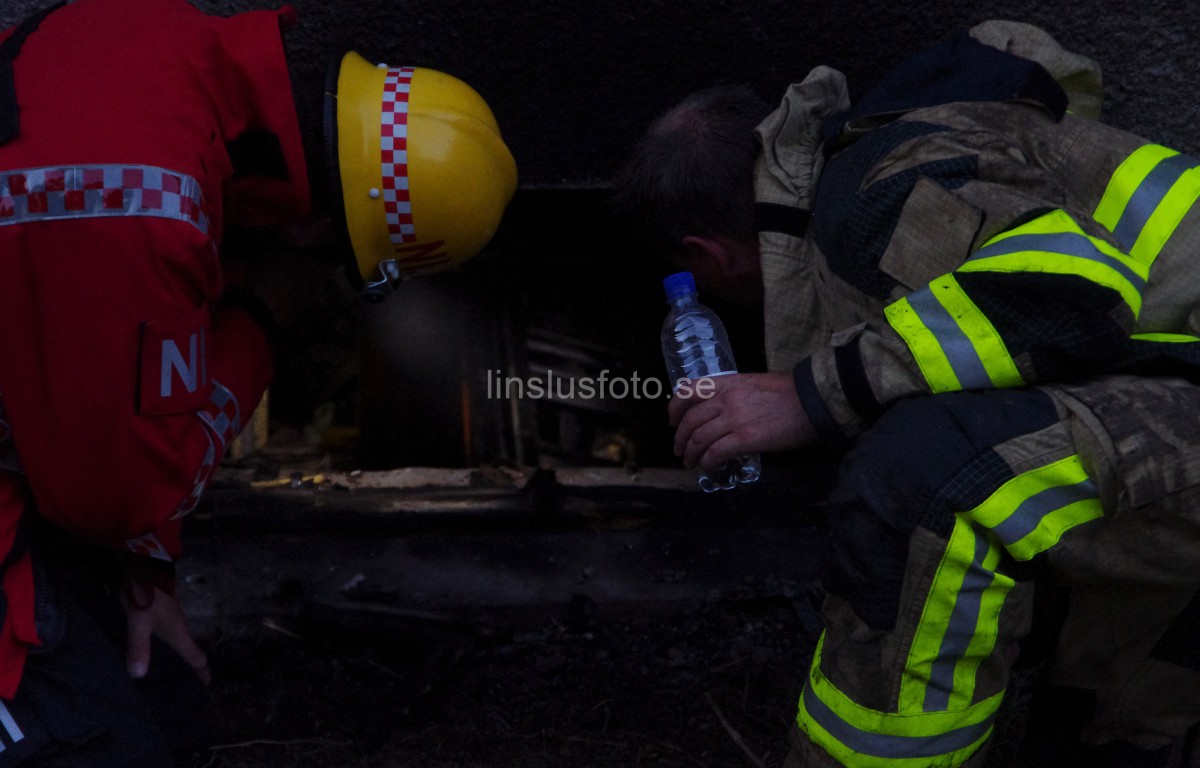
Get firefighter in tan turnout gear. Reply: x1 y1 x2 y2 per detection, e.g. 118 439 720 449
618 20 1200 768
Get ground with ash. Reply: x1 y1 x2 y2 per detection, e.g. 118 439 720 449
199 578 1034 768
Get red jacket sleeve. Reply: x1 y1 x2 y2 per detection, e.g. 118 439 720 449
196 8 312 228
0 219 274 557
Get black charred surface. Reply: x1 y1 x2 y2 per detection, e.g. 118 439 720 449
5 0 1200 185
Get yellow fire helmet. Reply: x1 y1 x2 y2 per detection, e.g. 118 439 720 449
324 52 518 301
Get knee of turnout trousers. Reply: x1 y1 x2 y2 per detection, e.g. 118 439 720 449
798 387 1106 767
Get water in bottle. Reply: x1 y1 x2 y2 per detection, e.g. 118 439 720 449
660 271 761 492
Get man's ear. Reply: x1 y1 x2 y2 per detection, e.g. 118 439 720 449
681 235 735 277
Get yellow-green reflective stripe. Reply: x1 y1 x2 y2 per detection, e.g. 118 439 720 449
1094 144 1179 231
1094 144 1200 265
886 297 961 394
963 211 1148 316
963 455 1103 561
901 519 978 712
1132 332 1200 343
906 275 1024 391
885 275 1024 394
900 521 1013 714
798 635 999 767
951 540 1010 712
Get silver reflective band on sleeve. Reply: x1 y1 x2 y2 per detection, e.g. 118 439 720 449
0 165 209 236
801 684 994 759
923 524 993 712
969 232 1148 293
988 477 1099 547
905 289 994 390
1110 152 1200 253
0 699 24 747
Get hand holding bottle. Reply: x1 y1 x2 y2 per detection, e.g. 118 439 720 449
668 371 816 474
660 271 763 491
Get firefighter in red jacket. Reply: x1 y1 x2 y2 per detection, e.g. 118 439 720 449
0 0 516 764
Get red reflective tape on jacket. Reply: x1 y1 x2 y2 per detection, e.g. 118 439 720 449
380 67 416 245
125 532 173 562
0 164 209 236
173 380 241 519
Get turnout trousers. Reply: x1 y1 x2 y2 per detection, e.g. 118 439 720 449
0 540 213 767
785 375 1200 767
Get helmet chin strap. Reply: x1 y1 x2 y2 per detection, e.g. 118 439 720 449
360 259 404 303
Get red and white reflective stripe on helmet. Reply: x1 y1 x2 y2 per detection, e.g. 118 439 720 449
0 164 209 236
379 67 416 247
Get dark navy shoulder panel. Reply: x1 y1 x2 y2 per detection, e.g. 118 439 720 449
814 120 977 298
821 29 1068 142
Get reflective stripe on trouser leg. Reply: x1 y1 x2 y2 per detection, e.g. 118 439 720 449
899 519 1013 714
898 455 1102 715
797 426 1102 765
798 634 1000 767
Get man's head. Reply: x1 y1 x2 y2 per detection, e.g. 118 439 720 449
615 85 771 306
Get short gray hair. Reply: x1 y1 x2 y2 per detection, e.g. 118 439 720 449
614 84 771 259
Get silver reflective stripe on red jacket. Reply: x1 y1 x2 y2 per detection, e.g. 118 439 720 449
0 164 209 236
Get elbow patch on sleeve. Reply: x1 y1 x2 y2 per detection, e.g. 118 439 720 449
814 120 978 299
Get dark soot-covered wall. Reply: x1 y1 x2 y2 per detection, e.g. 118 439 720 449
5 0 1200 184
6 0 1199 468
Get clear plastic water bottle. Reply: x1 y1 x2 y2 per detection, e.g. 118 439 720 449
660 271 761 492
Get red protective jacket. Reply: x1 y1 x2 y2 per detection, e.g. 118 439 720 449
0 0 310 697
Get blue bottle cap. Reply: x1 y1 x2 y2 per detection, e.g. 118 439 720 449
663 271 696 300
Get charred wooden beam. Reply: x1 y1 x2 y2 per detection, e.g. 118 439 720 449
179 464 834 641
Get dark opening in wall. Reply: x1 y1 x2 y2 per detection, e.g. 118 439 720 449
355 187 714 471
268 187 767 473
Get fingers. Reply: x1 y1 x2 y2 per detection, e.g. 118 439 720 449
125 600 153 680
158 617 212 687
667 382 697 427
123 587 212 686
667 376 724 426
152 594 212 686
699 432 744 473
668 375 729 455
673 396 723 460
677 407 741 470
671 377 736 466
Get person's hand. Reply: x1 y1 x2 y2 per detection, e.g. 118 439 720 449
122 582 211 686
668 372 817 472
